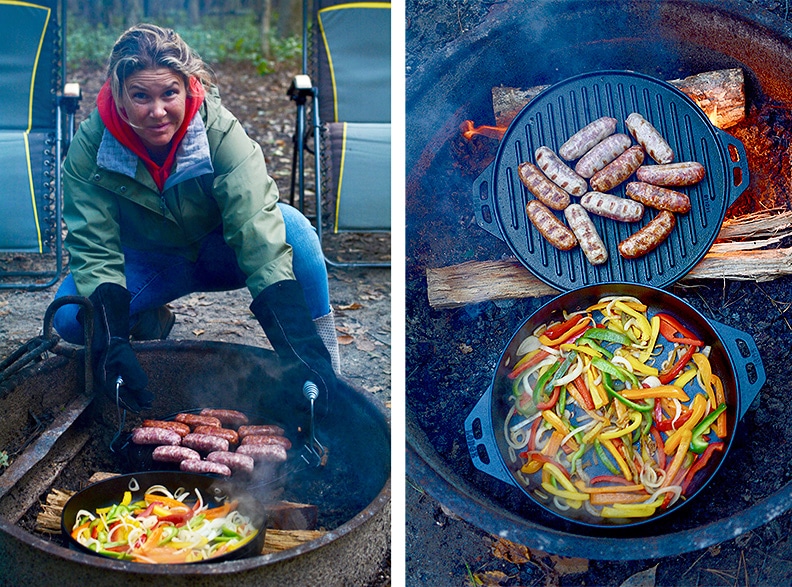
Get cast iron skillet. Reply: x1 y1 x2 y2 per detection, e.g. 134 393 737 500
61 471 267 563
464 283 765 528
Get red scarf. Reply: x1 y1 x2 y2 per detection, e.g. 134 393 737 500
97 76 205 191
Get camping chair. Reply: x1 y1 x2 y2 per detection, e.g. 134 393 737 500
288 0 391 267
0 0 81 290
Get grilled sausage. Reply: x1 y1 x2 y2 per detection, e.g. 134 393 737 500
181 433 229 454
618 211 676 259
625 113 674 164
525 199 577 251
517 162 571 210
199 408 249 428
174 413 222 428
179 459 232 477
131 427 181 446
625 182 691 213
534 146 588 196
152 445 201 463
236 443 288 463
580 191 644 223
563 204 608 265
635 162 705 187
574 133 632 179
240 434 293 450
193 425 239 446
206 451 255 475
558 116 617 161
142 420 191 437
589 145 645 192
238 424 286 438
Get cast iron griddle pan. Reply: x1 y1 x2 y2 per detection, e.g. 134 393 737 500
473 70 750 291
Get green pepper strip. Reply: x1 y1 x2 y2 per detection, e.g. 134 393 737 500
690 403 728 453
569 440 587 475
531 361 561 405
580 327 633 347
594 439 621 475
577 337 613 359
590 356 640 390
601 372 654 413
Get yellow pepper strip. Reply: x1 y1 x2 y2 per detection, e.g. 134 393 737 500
538 320 589 347
121 491 132 506
614 301 653 342
621 385 689 401
692 352 717 409
664 394 707 455
560 343 602 358
618 352 659 376
612 497 664 510
587 300 648 314
521 459 542 475
639 315 661 363
540 482 590 502
712 374 728 438
582 420 606 444
577 483 646 494
599 437 632 481
510 348 542 373
673 366 698 389
542 462 578 494
662 428 692 488
601 505 657 518
542 410 579 452
600 412 642 440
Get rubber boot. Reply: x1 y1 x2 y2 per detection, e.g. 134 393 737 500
313 309 341 375
130 306 176 341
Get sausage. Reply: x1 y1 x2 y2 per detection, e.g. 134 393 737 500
618 211 677 259
525 199 577 251
238 424 286 438
625 182 691 213
563 204 608 265
240 434 293 450
236 443 288 463
558 116 617 161
580 191 644 223
206 451 255 475
174 413 222 428
152 445 201 463
179 459 232 477
193 425 239 445
131 427 181 446
517 162 571 210
625 112 674 164
635 162 706 187
574 134 632 179
534 146 588 196
588 145 645 192
142 420 191 437
181 433 230 454
199 408 249 428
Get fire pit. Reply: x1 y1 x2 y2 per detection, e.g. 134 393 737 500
407 0 792 560
0 304 390 585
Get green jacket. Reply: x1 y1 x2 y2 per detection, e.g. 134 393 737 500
62 86 294 299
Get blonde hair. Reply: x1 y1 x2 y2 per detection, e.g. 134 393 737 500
106 23 214 108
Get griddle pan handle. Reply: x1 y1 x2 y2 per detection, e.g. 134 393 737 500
464 385 519 488
715 128 750 207
710 319 765 419
472 162 505 240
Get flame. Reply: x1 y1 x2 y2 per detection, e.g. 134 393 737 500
460 120 507 141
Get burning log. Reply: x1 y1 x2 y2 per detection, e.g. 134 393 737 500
481 68 745 134
426 211 792 308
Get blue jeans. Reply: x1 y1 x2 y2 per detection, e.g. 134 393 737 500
53 203 330 344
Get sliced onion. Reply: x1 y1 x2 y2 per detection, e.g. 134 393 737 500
642 375 662 388
555 354 584 386
516 335 541 356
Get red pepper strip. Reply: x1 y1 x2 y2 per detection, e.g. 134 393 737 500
137 502 158 518
650 426 666 470
540 320 590 347
508 349 552 380
526 417 542 452
589 475 634 486
571 375 595 411
656 313 704 347
659 345 698 384
653 398 664 425
655 409 693 432
536 385 560 410
681 442 725 495
543 314 584 340
159 510 194 525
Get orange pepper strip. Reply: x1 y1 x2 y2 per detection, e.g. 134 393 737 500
71 520 91 540
203 500 238 520
712 375 727 438
621 385 689 401
662 429 692 488
541 430 564 458
570 375 595 411
590 492 652 506
664 394 707 455
144 493 191 511
599 437 632 482
538 320 590 348
132 547 190 564
578 484 646 494
692 353 717 409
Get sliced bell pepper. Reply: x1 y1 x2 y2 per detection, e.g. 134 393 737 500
599 437 633 481
538 320 590 347
621 385 689 401
689 402 727 453
639 315 661 363
664 393 707 455
543 314 584 340
508 349 552 380
590 492 651 505
658 344 698 384
570 375 595 411
655 408 693 433
589 475 635 486
692 352 717 409
616 352 659 376
579 327 633 347
662 428 692 487
600 412 642 440
601 372 654 413
712 374 727 439
578 337 614 359
681 441 725 494
614 301 653 342
532 361 561 405
540 482 589 502
656 313 703 346
594 439 621 475
591 356 640 390
672 366 698 389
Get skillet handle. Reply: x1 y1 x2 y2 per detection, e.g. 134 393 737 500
472 162 504 240
710 319 765 419
715 128 750 207
464 385 519 488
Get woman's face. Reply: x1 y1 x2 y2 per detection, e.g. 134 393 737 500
121 67 187 156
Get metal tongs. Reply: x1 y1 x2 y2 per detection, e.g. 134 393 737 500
301 380 328 467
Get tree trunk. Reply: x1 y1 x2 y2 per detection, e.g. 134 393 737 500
276 0 302 38
260 0 272 59
126 0 143 27
187 0 201 26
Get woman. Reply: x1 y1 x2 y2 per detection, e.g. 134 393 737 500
53 24 337 413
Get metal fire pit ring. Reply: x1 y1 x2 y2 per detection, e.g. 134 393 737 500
472 70 749 291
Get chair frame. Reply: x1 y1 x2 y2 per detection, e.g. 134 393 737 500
288 0 390 268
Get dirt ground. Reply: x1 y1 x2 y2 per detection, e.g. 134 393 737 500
0 58 390 585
